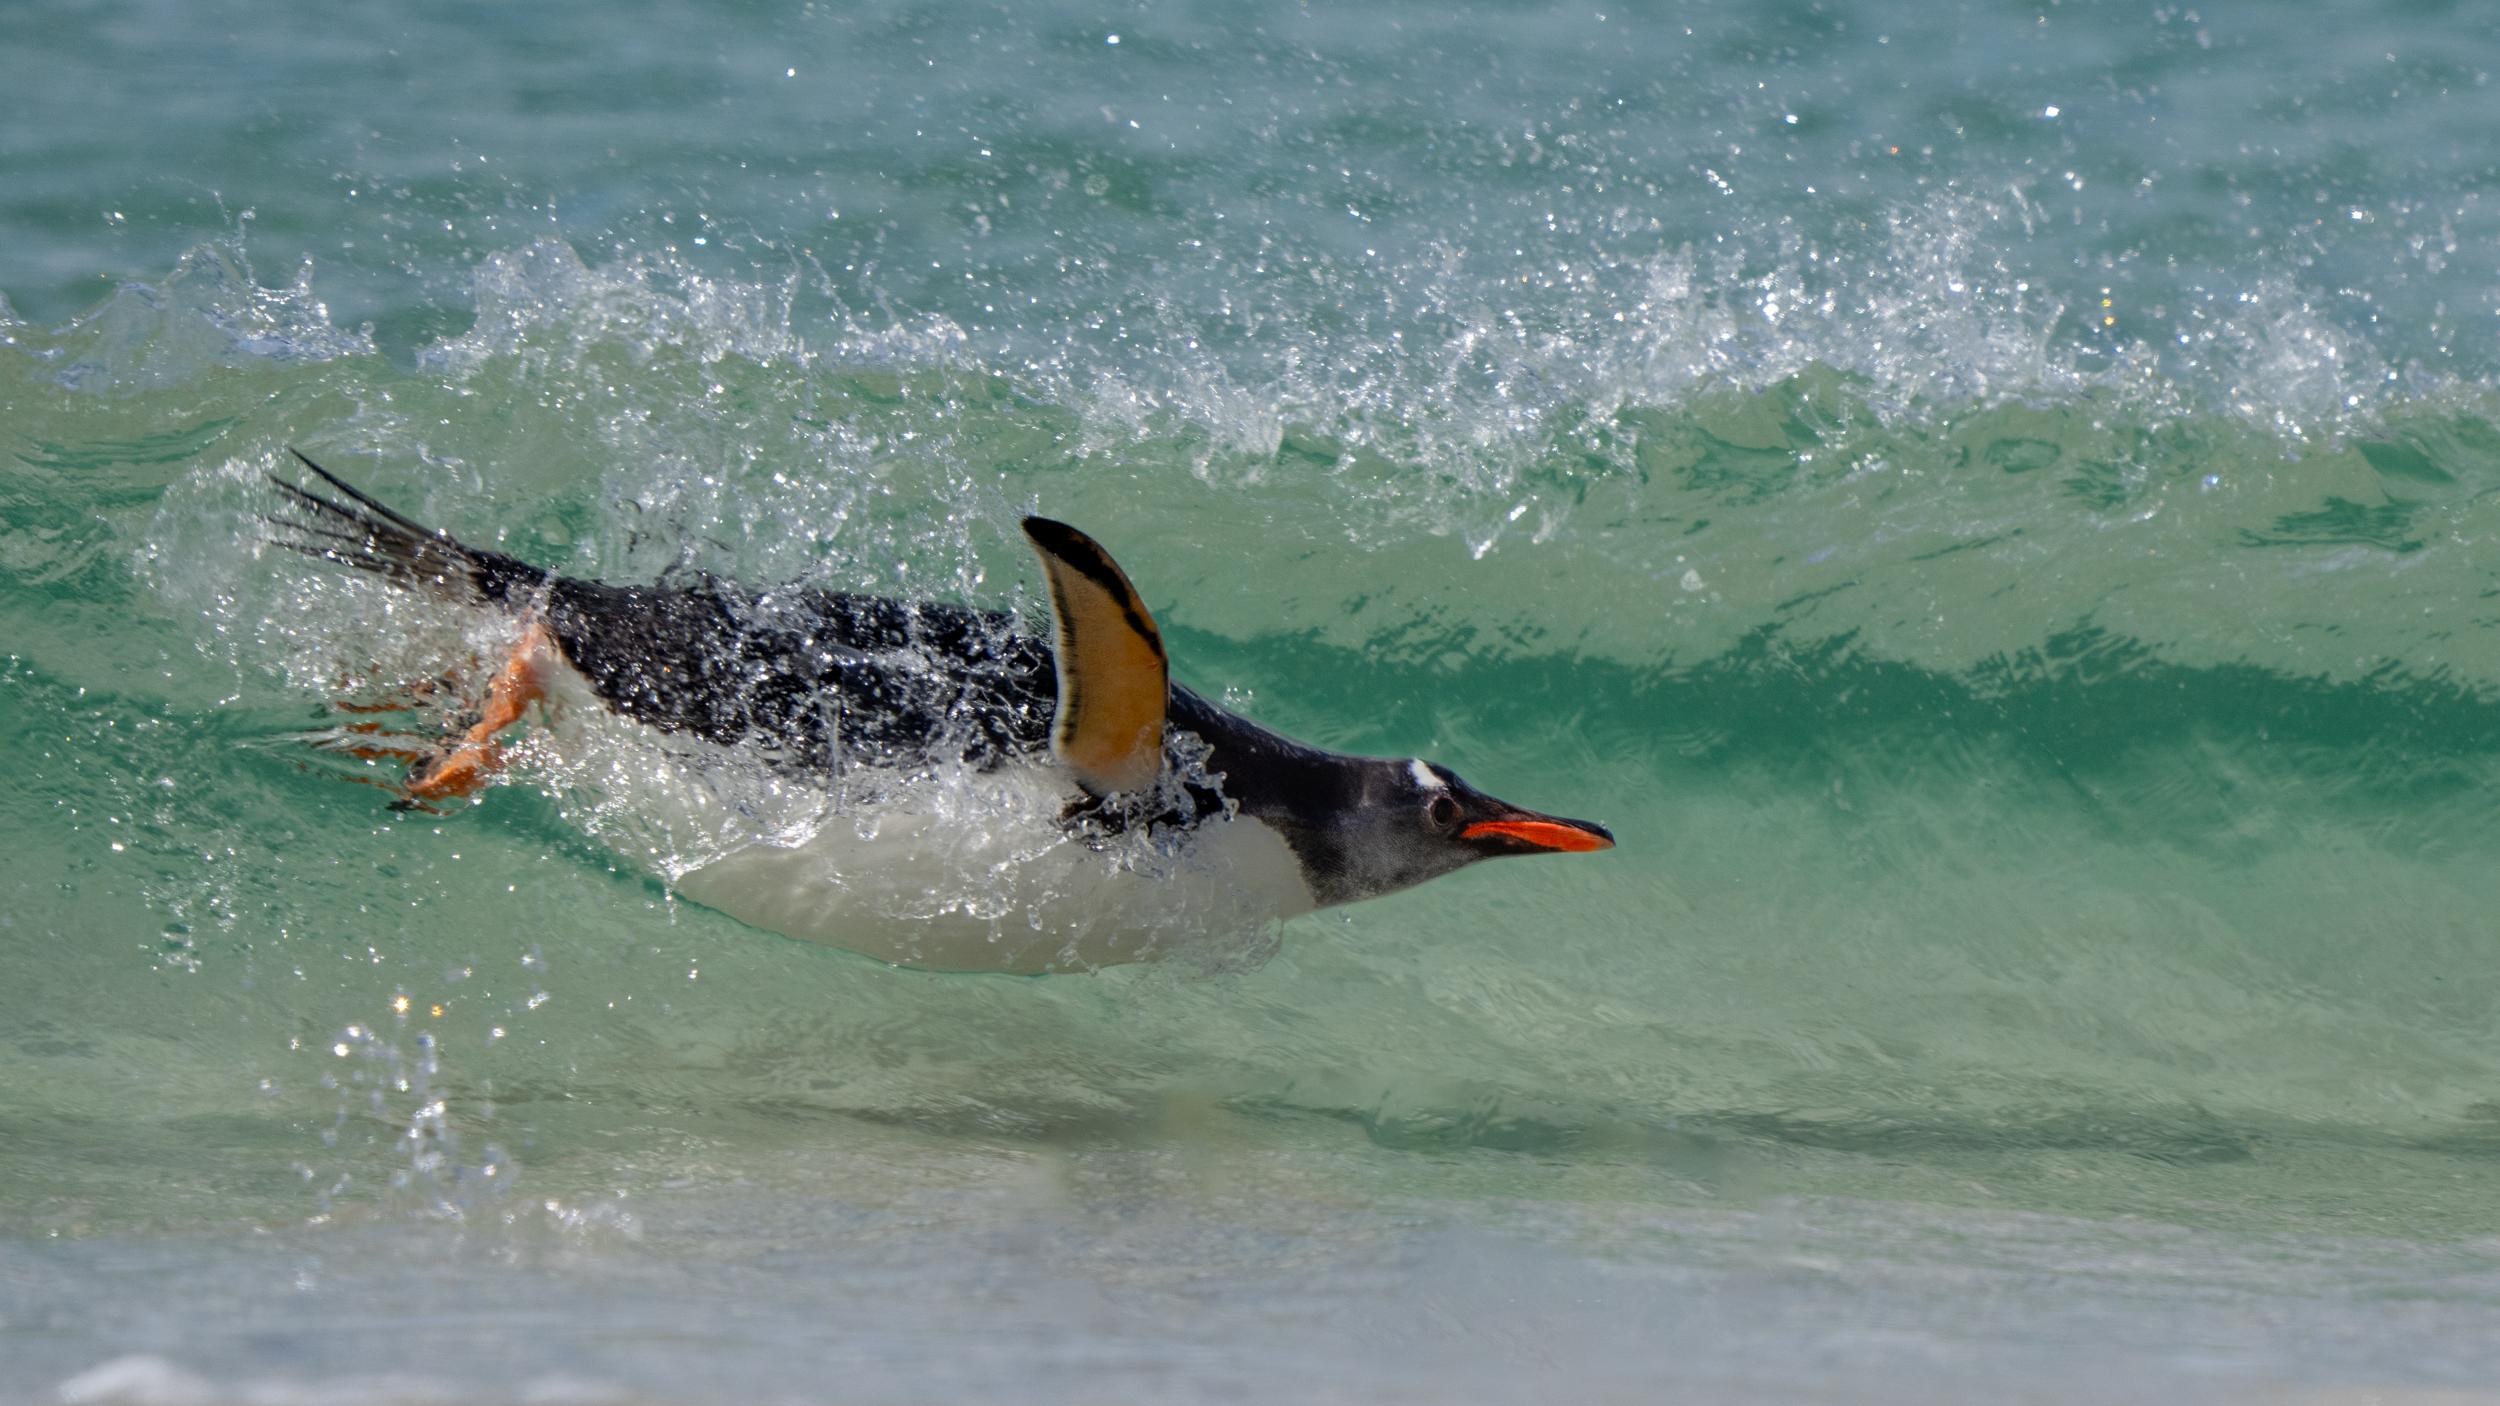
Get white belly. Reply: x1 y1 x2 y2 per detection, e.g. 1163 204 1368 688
515 660 1315 972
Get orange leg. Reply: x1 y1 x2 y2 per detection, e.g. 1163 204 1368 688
402 623 554 804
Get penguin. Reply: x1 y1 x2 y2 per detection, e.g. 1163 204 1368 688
265 450 1614 972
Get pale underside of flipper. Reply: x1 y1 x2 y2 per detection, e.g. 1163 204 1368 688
1021 516 1169 796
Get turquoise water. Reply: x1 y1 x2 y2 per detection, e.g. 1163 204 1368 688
10 1 2500 1399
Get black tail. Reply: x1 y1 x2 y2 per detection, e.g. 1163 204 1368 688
264 449 547 607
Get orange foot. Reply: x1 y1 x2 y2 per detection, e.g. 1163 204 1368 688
398 623 553 807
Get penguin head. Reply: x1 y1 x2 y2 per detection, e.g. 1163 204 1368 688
1018 515 1614 915
1294 756 1614 907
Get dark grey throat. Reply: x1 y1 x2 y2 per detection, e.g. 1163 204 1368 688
1168 687 1383 903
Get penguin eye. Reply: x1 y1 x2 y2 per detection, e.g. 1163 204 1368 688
1426 793 1461 831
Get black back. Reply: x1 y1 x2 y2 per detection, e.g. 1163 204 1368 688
543 572 1353 841
543 575 1057 775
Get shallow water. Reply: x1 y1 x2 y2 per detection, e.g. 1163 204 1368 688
9 0 2500 1400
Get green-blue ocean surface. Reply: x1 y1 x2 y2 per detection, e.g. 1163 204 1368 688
8 1 2500 1400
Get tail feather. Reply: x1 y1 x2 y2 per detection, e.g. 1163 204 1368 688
264 449 545 607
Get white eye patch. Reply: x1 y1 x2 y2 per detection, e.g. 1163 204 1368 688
1408 758 1441 791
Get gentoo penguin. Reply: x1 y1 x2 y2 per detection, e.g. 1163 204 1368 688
266 450 1613 972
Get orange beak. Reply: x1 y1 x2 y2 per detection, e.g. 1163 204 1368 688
1461 817 1615 853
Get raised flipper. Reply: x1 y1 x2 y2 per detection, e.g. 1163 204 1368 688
1022 517 1168 796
